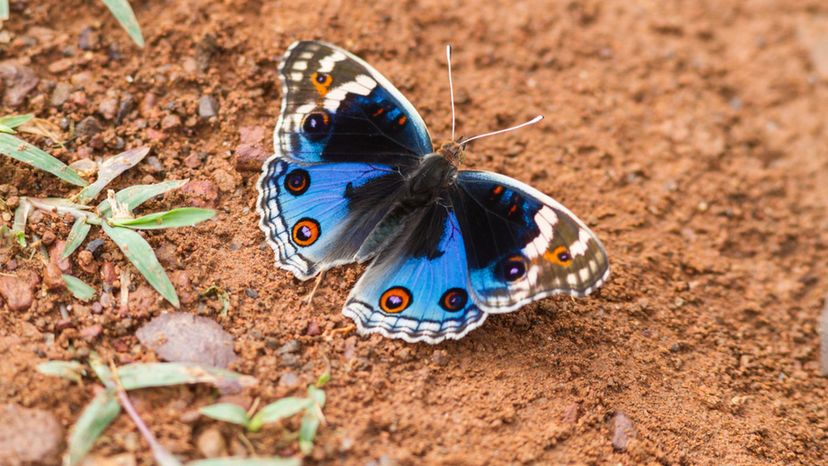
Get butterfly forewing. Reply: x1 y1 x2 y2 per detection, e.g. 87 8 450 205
275 41 433 166
258 41 435 279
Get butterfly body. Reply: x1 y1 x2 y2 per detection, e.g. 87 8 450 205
258 41 610 343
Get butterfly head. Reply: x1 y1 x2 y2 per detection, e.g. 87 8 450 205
438 140 466 166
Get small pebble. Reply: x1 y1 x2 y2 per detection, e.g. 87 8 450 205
198 95 219 118
611 412 635 451
277 339 301 354
196 427 226 458
305 320 322 336
85 238 105 258
76 116 102 138
244 288 258 298
279 371 300 387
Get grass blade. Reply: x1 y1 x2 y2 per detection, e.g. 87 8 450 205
77 147 149 204
101 0 145 47
307 385 326 408
36 360 86 383
108 362 256 391
102 222 179 307
63 274 96 302
62 217 92 259
199 403 250 426
298 411 320 456
65 390 122 466
0 0 8 21
0 133 87 186
11 198 31 246
248 397 310 432
110 208 215 229
187 459 301 466
97 179 188 217
0 114 34 133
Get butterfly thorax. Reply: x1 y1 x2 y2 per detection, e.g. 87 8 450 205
402 154 457 209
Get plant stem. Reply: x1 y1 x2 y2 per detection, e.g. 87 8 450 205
108 361 182 466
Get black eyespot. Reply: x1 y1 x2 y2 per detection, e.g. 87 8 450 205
558 251 571 262
284 169 310 195
439 288 468 312
498 254 527 282
302 111 330 140
315 73 329 84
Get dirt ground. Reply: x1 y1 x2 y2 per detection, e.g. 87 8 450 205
1 0 828 464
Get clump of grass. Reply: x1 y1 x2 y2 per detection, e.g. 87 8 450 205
37 356 299 466
2 121 215 307
200 372 330 456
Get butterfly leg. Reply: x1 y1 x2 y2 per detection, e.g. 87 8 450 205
302 270 327 309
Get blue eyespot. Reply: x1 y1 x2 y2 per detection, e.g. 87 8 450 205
284 169 310 195
302 111 330 140
440 288 468 312
498 255 527 282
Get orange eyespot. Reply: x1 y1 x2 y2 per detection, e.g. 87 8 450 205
292 218 320 247
544 245 573 267
397 115 407 126
284 169 310 195
379 287 412 313
439 288 468 312
310 72 333 96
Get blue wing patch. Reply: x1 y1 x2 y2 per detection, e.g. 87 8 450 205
257 160 404 279
343 208 487 343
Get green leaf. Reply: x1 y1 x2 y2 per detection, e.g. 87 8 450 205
0 133 88 186
11 199 31 246
0 114 33 133
62 274 96 302
247 397 310 432
36 360 86 383
0 0 8 21
316 371 330 388
62 217 92 259
307 385 326 409
64 390 121 466
298 411 320 456
97 179 188 218
187 458 301 466
76 146 149 204
102 222 180 307
110 208 215 229
199 403 250 426
107 362 256 391
101 0 145 47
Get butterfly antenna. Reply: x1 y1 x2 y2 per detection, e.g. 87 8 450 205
446 44 457 141
460 115 544 146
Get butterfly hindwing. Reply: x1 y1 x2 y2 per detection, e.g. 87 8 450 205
343 203 487 344
450 171 610 313
258 160 405 279
275 41 433 167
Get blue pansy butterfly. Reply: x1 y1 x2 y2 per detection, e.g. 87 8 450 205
257 41 610 344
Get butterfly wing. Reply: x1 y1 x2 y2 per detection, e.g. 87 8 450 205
275 40 433 166
343 202 487 344
259 41 435 279
450 171 610 313
258 160 405 279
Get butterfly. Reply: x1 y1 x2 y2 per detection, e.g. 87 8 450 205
257 41 610 344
